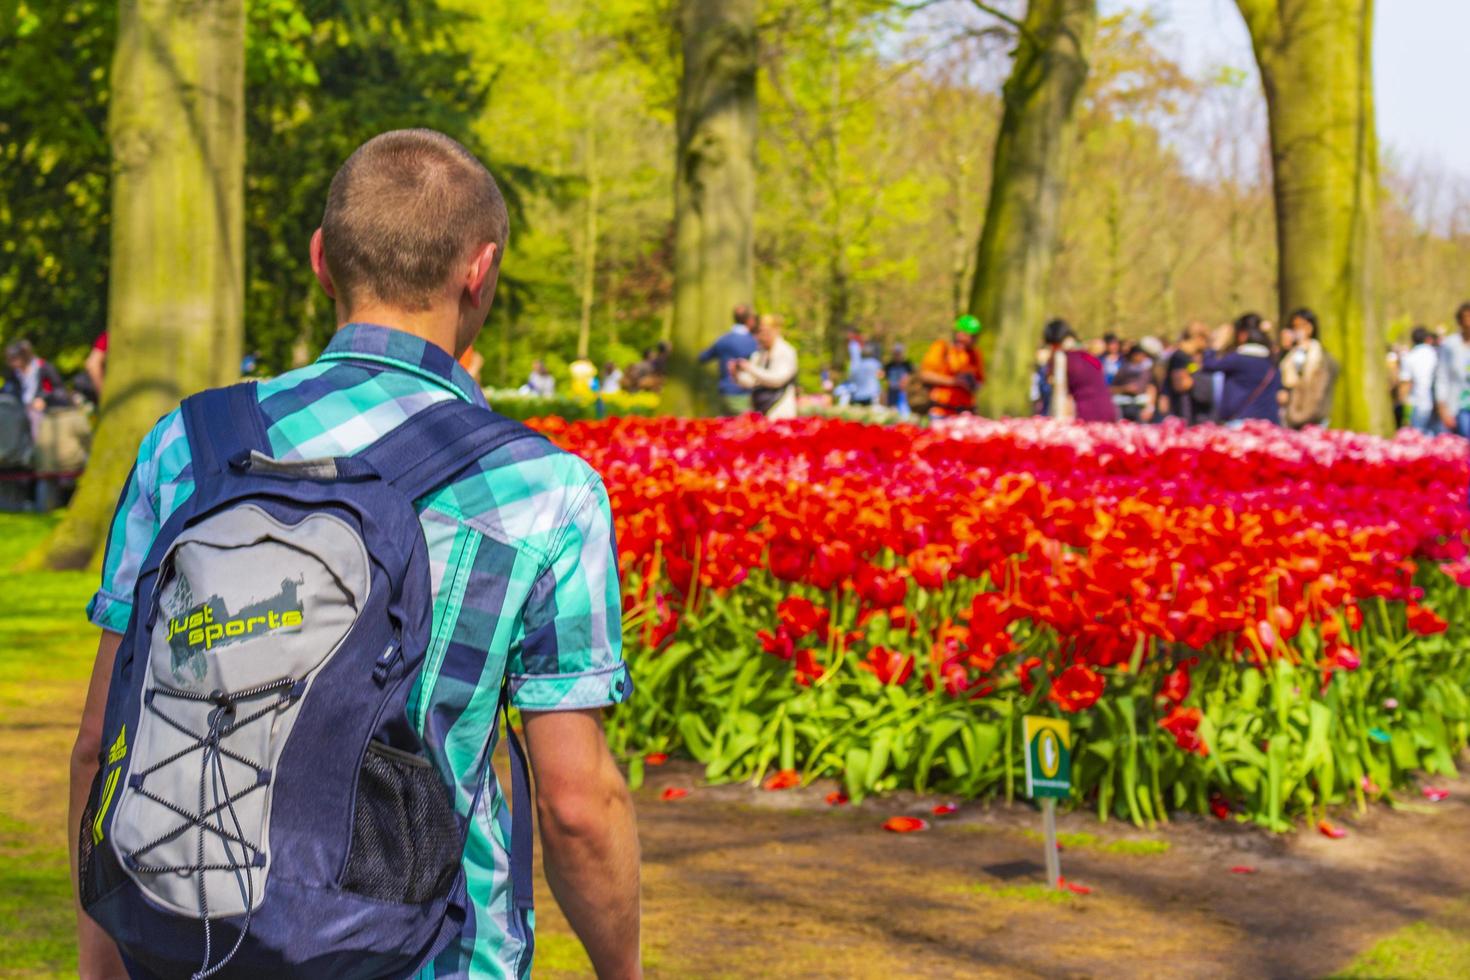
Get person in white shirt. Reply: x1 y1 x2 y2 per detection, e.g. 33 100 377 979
1400 326 1440 433
733 314 799 419
1436 303 1470 435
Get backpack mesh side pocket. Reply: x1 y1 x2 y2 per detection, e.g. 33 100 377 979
78 794 100 909
342 742 462 903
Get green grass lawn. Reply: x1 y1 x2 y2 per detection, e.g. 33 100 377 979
0 515 97 977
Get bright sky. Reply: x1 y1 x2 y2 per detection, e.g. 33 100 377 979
1108 0 1470 179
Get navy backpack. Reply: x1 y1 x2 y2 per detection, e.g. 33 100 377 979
79 383 541 979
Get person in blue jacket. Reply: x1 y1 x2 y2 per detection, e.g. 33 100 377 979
698 304 760 414
1199 312 1282 426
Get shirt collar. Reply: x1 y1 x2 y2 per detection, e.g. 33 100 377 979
731 323 751 334
318 323 487 406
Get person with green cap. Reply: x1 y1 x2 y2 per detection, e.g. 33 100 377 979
917 313 987 416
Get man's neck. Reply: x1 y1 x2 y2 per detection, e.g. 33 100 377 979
338 305 461 357
732 323 750 333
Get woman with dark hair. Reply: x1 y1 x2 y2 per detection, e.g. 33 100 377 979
1280 307 1336 428
1042 319 1117 422
1199 313 1282 425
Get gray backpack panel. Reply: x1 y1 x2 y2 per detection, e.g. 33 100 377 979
110 504 370 918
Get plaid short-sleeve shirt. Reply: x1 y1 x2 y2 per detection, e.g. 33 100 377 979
88 323 631 979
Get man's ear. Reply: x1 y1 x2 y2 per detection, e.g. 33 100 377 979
466 242 499 307
310 228 337 300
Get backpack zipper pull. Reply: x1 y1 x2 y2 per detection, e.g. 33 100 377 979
372 639 402 686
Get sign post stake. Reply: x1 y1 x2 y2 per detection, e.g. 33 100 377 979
1041 797 1060 888
1022 715 1072 890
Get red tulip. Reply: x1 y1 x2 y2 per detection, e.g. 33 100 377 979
1406 604 1449 635
826 791 849 806
776 597 830 641
858 646 914 686
882 816 928 833
1050 665 1104 713
762 769 801 791
854 563 908 608
1159 664 1191 705
1159 706 1207 756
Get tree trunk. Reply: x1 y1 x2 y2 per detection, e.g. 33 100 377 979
1236 0 1386 433
969 0 1097 419
577 126 600 362
28 0 245 571
663 0 757 416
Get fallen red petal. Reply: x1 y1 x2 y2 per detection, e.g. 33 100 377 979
660 787 689 802
644 753 669 766
882 816 929 833
932 802 958 815
1057 876 1091 895
1229 865 1259 875
762 769 801 791
1422 787 1450 802
1317 820 1347 839
825 791 849 806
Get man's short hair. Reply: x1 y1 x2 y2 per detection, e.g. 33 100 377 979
321 129 508 312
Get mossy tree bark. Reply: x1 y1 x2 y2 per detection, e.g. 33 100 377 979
969 0 1098 419
663 0 757 416
1236 0 1386 433
29 0 245 571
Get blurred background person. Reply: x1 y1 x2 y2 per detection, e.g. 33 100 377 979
884 342 914 415
1436 303 1470 435
1111 341 1159 422
698 304 758 415
1043 319 1117 422
845 334 883 408
1279 307 1336 428
917 314 985 417
1399 326 1439 433
1158 323 1212 424
601 360 623 394
733 314 798 419
522 358 556 397
1200 312 1281 426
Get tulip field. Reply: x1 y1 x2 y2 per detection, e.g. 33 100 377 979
532 415 1470 831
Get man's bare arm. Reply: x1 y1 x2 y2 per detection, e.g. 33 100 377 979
523 708 640 979
69 631 127 979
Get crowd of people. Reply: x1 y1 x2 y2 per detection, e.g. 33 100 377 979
0 336 101 509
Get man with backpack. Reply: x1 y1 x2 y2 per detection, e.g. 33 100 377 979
69 129 640 979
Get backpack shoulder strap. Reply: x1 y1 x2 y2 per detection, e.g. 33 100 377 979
180 382 270 475
358 397 545 501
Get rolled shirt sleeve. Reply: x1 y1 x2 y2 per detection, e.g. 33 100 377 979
508 475 631 711
86 412 185 634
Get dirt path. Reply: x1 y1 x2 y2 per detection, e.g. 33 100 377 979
7 655 1470 977
529 763 1470 978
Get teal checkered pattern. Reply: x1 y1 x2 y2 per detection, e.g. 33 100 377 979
89 323 630 979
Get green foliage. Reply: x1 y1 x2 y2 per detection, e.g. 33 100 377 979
0 1 115 358
483 389 661 422
609 563 1470 830
0 0 505 374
